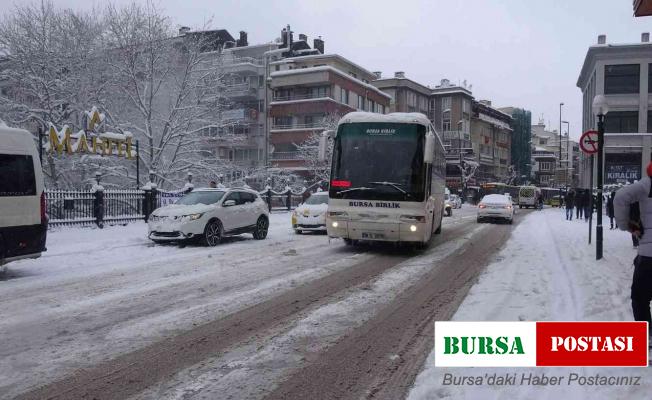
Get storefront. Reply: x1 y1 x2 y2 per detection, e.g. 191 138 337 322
604 152 641 184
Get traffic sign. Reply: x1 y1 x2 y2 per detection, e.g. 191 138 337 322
579 130 599 155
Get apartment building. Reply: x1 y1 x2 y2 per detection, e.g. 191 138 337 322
577 33 652 188
268 53 390 173
371 72 431 115
470 100 513 183
430 80 475 189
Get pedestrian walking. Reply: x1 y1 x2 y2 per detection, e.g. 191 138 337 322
583 190 592 222
607 191 616 229
614 163 652 326
564 190 575 220
576 189 584 220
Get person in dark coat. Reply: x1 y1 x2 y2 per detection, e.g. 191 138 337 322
575 189 584 220
607 191 616 229
583 190 592 221
564 190 575 220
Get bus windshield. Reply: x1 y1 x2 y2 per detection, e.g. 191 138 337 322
330 122 426 201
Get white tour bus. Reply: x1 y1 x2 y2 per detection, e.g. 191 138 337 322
319 112 447 247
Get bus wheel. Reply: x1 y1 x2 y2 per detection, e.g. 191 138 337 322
434 214 442 234
344 238 356 246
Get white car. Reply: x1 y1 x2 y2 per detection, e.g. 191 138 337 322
477 194 514 224
450 194 462 209
292 191 328 233
148 188 269 246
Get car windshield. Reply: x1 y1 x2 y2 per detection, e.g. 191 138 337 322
330 122 426 201
305 194 328 205
176 191 225 205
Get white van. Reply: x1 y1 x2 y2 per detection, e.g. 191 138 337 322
0 126 47 266
518 185 540 209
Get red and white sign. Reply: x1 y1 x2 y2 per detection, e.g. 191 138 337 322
579 130 599 155
435 321 648 367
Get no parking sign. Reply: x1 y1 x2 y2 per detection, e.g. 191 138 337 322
579 130 599 155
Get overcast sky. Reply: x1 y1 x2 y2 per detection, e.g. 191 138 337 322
8 0 651 139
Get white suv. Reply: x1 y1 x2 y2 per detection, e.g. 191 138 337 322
148 188 269 246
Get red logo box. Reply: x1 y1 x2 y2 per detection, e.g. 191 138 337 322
536 322 648 367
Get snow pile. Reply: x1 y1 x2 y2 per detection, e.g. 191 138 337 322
409 209 650 400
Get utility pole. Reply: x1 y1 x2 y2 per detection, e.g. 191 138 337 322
559 102 564 189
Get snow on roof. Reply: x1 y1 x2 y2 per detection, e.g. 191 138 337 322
193 187 228 192
269 53 377 79
338 111 431 126
271 66 391 99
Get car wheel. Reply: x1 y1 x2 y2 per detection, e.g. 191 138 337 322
253 216 269 240
344 238 356 246
446 208 452 217
477 217 482 223
295 229 302 234
509 218 513 225
203 220 222 247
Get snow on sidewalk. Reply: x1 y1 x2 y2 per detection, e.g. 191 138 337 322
408 208 649 400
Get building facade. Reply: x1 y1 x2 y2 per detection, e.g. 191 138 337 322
498 107 532 184
470 100 513 184
268 53 390 174
577 33 652 188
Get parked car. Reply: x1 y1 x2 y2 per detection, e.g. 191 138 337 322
148 188 269 246
450 194 462 209
477 194 514 224
549 195 562 207
0 126 48 266
292 191 328 233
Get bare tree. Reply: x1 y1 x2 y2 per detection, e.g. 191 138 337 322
100 2 238 189
0 1 105 187
294 112 341 183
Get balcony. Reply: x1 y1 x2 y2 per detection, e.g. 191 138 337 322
270 151 300 160
272 93 334 102
442 130 468 140
271 122 325 131
223 82 258 99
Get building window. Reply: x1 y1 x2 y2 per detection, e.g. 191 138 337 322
462 99 469 113
648 110 652 133
275 65 280 71
341 88 349 105
441 97 451 112
604 111 638 133
442 111 451 131
604 64 640 94
649 64 652 94
358 95 365 110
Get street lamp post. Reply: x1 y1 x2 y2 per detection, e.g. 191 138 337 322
562 120 570 190
593 95 609 260
559 102 564 190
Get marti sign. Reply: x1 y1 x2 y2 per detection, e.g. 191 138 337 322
46 107 135 159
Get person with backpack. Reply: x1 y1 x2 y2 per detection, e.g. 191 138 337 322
614 164 652 325
564 190 575 220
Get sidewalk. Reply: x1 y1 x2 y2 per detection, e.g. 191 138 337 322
409 208 649 400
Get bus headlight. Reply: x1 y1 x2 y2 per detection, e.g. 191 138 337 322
332 221 339 228
400 215 426 223
410 225 417 232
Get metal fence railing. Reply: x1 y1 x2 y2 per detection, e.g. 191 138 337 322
45 182 328 228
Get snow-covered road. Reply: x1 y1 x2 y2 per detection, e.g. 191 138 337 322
2 206 486 399
1 212 361 398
